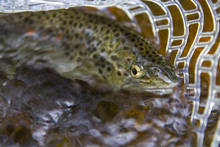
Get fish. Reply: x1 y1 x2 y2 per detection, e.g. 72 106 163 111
0 7 178 94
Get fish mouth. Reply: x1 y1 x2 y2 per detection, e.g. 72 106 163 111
141 82 178 95
122 78 178 95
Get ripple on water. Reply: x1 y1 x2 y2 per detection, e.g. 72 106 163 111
0 66 193 146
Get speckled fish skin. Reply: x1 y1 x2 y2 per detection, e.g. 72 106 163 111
0 7 177 94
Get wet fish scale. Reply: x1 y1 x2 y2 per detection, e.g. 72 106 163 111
0 7 177 94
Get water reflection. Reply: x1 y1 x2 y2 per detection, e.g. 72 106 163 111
0 66 192 146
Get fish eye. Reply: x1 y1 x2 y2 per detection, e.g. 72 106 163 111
131 65 143 78
132 68 137 75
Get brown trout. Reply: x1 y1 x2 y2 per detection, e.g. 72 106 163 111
0 7 177 94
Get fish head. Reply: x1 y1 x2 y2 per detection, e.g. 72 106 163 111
122 57 178 94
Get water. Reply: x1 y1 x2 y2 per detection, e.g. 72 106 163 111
0 66 192 146
0 7 193 147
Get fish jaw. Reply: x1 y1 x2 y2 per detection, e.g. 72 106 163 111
122 77 179 95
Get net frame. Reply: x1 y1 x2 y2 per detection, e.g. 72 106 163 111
0 0 219 146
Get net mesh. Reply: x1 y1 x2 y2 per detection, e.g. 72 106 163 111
0 0 219 146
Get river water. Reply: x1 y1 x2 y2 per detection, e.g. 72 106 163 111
0 6 197 147
0 66 193 146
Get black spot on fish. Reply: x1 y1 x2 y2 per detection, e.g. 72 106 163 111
117 71 121 76
106 30 110 34
69 20 73 25
79 51 84 56
73 23 77 27
93 54 98 59
124 47 129 50
115 33 120 37
101 64 105 68
75 33 79 38
119 28 125 32
97 41 102 46
79 23 83 28
24 17 29 23
125 32 130 36
98 69 103 74
87 39 92 44
75 44 80 49
152 51 156 55
101 48 105 52
100 57 105 62
104 36 109 41
100 26 104 32
132 34 136 38
65 52 70 56
111 55 118 61
112 28 117 33
107 67 111 72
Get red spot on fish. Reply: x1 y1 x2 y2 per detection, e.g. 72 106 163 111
56 34 62 41
27 29 35 35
